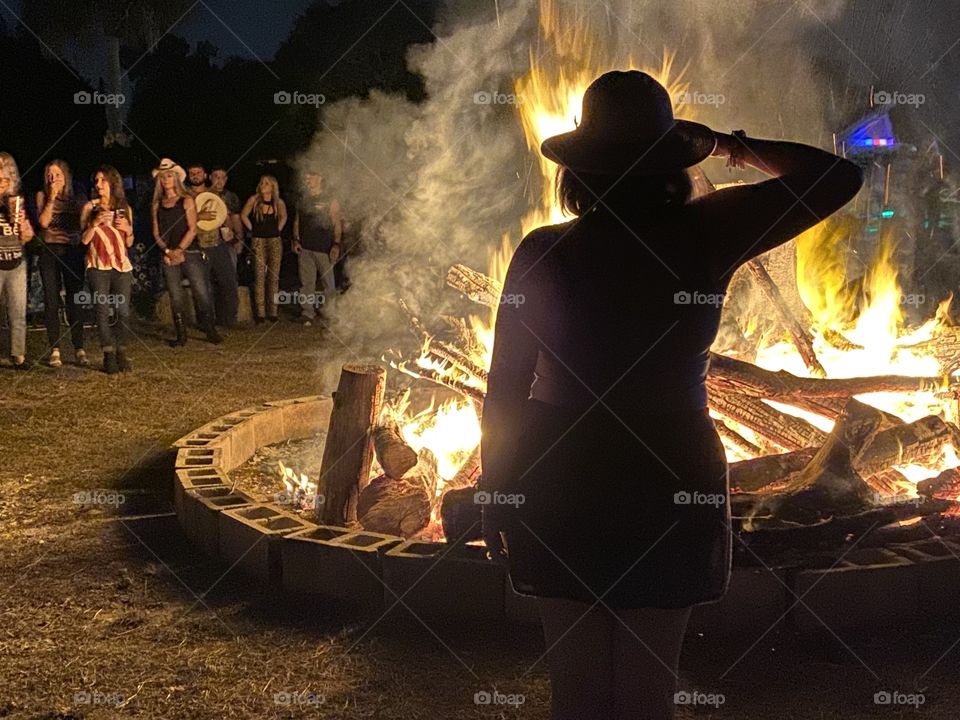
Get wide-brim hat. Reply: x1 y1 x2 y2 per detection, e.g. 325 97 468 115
152 158 186 184
194 191 228 231
540 70 716 176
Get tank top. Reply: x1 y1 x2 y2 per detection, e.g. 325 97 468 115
157 197 189 248
44 194 83 245
86 206 132 272
298 196 336 253
251 198 280 238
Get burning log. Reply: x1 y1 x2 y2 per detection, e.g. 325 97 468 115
316 364 386 526
731 414 959 492
397 364 486 405
708 390 828 451
398 297 489 382
357 474 431 538
373 419 418 479
447 445 481 490
708 352 950 400
446 264 502 308
714 418 761 457
744 259 826 377
752 399 882 524
439 485 483 543
917 468 960 500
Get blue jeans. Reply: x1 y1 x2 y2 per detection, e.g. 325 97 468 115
205 243 239 326
162 250 215 327
86 268 131 352
0 261 27 357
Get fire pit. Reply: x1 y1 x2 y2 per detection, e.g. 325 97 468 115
171 382 960 634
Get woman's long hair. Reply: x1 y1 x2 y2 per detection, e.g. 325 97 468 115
0 152 21 197
254 175 280 221
93 165 129 212
151 170 189 208
44 159 74 200
555 166 693 218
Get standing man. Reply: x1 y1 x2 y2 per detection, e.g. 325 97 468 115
194 165 242 327
292 171 341 328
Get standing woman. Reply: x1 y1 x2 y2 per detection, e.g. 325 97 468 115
80 166 134 374
241 175 287 322
0 152 34 369
480 71 864 720
37 160 88 367
151 159 222 346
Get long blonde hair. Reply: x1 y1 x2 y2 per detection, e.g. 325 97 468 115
0 152 21 196
152 170 189 208
254 175 280 220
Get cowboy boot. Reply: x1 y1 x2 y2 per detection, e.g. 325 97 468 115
170 313 188 347
203 312 223 345
103 351 119 375
116 348 132 372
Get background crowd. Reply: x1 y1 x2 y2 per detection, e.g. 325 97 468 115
0 152 353 374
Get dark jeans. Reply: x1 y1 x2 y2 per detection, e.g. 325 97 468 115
86 268 131 352
205 243 239 326
162 250 215 327
38 243 86 350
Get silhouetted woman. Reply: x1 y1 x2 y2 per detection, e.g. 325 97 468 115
480 71 863 720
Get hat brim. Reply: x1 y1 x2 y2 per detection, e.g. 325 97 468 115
152 166 186 183
540 120 716 176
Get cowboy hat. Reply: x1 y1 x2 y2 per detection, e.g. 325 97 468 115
540 70 716 176
194 191 228 231
151 158 186 183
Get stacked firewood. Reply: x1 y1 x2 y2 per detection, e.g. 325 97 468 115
387 263 960 532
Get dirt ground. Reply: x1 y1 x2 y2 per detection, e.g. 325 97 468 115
2 318 959 719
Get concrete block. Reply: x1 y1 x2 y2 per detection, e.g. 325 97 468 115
282 526 401 610
174 446 223 470
504 579 541 624
791 548 918 632
187 487 256 557
891 539 960 617
382 540 505 622
174 467 230 521
688 566 788 638
219 504 314 582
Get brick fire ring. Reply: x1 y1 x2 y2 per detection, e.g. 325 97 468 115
173 397 960 633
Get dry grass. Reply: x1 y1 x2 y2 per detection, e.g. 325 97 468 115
1 319 960 718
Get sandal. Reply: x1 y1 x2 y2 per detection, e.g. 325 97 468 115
48 349 62 368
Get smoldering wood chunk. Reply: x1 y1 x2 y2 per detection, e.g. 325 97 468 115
357 474 431 538
440 485 483 544
756 399 882 524
373 419 418 479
